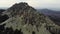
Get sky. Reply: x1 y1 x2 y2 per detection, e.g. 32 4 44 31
0 0 60 10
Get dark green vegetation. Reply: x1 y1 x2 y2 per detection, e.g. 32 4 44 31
0 24 23 34
0 2 60 34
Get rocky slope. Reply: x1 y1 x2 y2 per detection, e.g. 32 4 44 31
0 2 60 34
37 9 60 26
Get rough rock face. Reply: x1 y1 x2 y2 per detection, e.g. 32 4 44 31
1 2 60 34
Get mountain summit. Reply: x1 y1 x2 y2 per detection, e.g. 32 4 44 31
1 2 60 34
4 2 36 17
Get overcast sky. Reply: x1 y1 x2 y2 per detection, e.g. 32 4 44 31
0 0 60 10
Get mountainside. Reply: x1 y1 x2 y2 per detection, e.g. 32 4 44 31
0 2 60 34
37 9 60 25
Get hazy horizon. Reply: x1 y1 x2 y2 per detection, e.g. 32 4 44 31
0 0 60 11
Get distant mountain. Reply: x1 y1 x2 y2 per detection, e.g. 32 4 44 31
0 9 6 14
37 9 60 25
37 9 60 15
0 9 9 23
0 9 5 11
